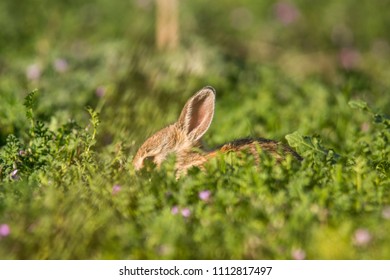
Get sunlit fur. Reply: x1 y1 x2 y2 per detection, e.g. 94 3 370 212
133 86 302 177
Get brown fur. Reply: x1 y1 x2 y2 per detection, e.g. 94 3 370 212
133 86 301 177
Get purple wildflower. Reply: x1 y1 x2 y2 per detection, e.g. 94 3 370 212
26 63 41 81
53 58 69 73
95 86 106 98
353 228 372 246
0 224 10 237
199 190 211 202
274 2 300 25
292 248 306 260
171 206 179 215
181 208 191 218
339 48 361 69
171 206 191 217
112 184 122 195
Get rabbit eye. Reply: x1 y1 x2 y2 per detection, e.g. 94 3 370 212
144 155 155 162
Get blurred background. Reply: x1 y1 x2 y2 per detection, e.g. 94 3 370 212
1 0 390 260
1 0 390 150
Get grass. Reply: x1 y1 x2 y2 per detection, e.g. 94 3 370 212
0 0 390 259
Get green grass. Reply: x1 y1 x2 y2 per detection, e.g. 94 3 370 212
0 0 390 259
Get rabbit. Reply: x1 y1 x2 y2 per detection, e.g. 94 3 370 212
133 86 302 176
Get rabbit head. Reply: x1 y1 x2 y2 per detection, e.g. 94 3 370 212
133 86 215 172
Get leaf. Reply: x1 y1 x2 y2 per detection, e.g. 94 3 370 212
285 131 303 149
286 131 340 163
23 89 38 120
285 131 326 155
349 99 389 130
374 113 390 130
348 100 369 111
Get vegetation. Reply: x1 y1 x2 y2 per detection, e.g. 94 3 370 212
0 0 389 259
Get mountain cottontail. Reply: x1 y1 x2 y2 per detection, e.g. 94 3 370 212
133 86 302 176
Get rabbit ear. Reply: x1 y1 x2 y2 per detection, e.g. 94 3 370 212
177 86 216 142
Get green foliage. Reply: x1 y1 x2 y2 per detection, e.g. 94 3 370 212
1 0 390 260
23 89 37 126
349 100 390 130
0 90 100 183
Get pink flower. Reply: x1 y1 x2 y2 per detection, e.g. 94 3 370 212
353 228 372 246
292 248 306 260
274 2 300 25
339 48 361 69
171 206 191 217
0 224 10 237
199 190 211 202
181 208 191 218
53 58 69 73
95 86 106 98
26 63 41 81
112 184 122 195
171 206 179 215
